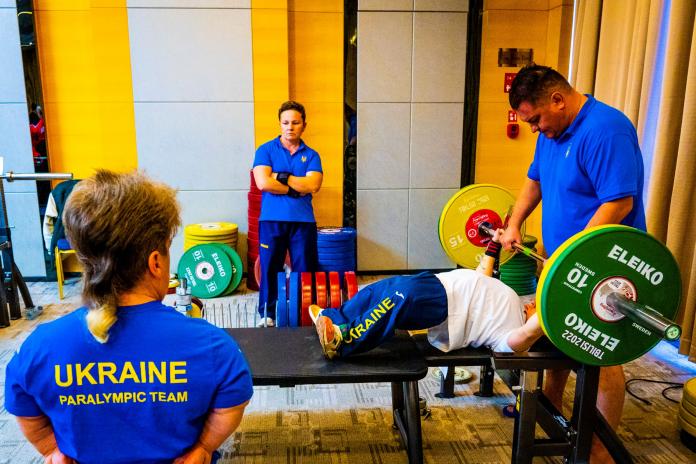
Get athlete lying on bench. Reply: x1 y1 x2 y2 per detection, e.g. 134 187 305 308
309 229 544 359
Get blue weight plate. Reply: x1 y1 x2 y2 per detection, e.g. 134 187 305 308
276 272 289 327
288 272 300 327
318 259 356 268
318 251 355 259
318 227 357 239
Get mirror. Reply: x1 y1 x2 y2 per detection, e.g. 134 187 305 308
16 0 51 208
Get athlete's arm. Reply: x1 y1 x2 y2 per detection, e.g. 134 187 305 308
501 178 541 250
253 166 290 194
287 171 323 194
15 415 74 462
585 196 633 228
506 313 544 352
174 401 249 464
476 228 503 277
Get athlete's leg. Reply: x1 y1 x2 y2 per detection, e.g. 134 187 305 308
317 273 447 357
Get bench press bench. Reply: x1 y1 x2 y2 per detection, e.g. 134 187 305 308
226 327 429 464
412 333 634 463
225 327 633 464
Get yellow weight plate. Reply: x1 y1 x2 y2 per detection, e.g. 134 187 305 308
681 404 696 427
679 414 696 437
684 377 696 405
185 222 238 238
683 395 696 417
438 184 524 269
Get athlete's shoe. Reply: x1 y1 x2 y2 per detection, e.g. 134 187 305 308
308 305 342 359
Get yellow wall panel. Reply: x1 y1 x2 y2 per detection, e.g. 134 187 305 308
288 0 342 13
35 1 137 178
288 11 344 101
252 1 344 225
251 5 290 149
253 0 287 8
287 7 344 225
476 4 571 248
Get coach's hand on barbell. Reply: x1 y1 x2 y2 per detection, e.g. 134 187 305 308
500 225 522 251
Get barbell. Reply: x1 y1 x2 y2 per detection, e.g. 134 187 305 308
439 184 683 367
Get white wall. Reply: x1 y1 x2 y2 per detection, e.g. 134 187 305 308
356 0 467 270
127 0 255 271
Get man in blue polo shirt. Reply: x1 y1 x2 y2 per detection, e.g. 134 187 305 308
501 64 645 464
253 101 323 326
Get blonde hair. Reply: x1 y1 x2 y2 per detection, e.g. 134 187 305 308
62 170 180 343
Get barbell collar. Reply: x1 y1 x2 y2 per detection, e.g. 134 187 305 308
478 222 546 263
606 292 681 342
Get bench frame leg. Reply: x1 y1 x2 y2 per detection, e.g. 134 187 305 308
391 381 423 464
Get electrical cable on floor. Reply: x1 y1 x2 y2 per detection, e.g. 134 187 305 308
625 378 683 405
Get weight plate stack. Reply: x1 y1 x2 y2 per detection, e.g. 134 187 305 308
248 170 262 287
276 272 289 327
680 378 696 449
537 225 681 366
300 272 313 326
184 222 238 252
328 271 341 308
315 272 327 308
215 243 243 296
178 244 236 299
317 227 357 273
288 272 300 327
438 184 524 269
500 235 539 296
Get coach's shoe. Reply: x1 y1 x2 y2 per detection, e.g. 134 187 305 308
256 317 275 328
309 305 342 359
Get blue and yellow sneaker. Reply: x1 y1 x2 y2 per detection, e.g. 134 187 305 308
309 305 342 359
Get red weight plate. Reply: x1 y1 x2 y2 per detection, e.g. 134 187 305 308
301 272 313 326
249 170 260 190
315 272 327 308
248 191 262 201
328 271 341 308
248 231 259 241
344 271 358 300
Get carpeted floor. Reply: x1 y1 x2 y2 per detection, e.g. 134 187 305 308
1 277 695 463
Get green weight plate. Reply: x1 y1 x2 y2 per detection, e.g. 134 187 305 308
539 225 681 366
438 184 524 269
212 243 243 295
536 225 591 336
178 244 234 298
500 268 537 276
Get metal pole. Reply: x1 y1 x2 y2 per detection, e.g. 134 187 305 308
1 172 73 182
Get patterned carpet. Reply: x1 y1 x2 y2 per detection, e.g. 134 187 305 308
1 278 696 463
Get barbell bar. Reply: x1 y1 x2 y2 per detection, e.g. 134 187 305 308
477 221 682 344
440 185 683 366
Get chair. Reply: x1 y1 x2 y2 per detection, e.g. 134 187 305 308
55 238 80 299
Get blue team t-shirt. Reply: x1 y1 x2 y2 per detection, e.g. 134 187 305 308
253 136 322 222
527 95 646 255
4 301 253 464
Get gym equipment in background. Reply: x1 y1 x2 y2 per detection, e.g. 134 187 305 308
0 157 72 326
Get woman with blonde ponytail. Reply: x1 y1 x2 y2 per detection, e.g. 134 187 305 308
5 170 253 464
